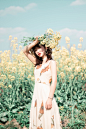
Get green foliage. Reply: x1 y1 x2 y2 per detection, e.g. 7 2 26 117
54 72 86 128
0 67 86 128
0 75 34 128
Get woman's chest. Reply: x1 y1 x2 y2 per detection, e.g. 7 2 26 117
34 65 52 84
34 63 52 78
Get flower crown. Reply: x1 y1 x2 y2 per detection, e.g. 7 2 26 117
19 28 62 50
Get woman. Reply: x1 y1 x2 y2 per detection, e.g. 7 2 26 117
23 37 62 129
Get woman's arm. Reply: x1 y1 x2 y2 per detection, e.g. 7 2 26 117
45 60 57 110
23 37 39 65
48 60 57 99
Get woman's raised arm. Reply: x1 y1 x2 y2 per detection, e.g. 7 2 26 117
23 37 39 65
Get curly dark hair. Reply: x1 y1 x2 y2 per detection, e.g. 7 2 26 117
29 42 53 67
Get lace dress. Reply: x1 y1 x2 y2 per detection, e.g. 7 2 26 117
29 60 62 129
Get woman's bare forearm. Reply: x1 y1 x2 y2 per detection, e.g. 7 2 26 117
23 39 39 53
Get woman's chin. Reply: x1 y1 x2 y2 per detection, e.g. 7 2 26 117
39 55 42 58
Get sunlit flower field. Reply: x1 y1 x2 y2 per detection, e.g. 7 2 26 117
0 35 86 129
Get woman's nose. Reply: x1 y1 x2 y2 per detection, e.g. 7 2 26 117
37 49 40 53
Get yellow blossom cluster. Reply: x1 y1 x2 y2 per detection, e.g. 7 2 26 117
0 35 86 88
21 28 62 51
46 28 54 35
52 44 86 80
41 29 62 49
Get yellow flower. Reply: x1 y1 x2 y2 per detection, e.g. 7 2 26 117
60 106 64 110
46 28 53 34
60 72 65 78
8 85 12 88
84 74 86 79
65 36 70 43
82 77 85 80
70 46 76 52
19 45 22 51
58 97 60 100
56 32 62 40
4 86 7 88
67 44 70 48
1 75 6 80
79 37 83 42
75 66 81 73
71 74 74 79
31 76 35 81
78 43 82 48
12 67 16 73
73 44 76 47
28 74 32 78
9 35 12 40
65 58 71 64
8 75 12 79
0 82 4 87
11 76 15 81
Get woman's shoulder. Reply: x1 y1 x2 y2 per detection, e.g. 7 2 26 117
50 59 56 63
50 59 57 67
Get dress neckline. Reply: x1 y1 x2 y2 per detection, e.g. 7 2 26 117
41 60 51 66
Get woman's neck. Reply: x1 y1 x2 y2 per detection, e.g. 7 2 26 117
42 56 48 64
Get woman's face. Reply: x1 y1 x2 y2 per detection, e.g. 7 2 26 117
34 45 46 57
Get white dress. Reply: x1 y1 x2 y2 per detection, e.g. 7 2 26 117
29 60 62 129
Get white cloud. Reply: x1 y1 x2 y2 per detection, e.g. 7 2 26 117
70 0 86 6
0 27 31 39
58 28 86 49
0 27 26 35
59 28 86 38
24 3 37 10
0 3 37 16
0 27 31 51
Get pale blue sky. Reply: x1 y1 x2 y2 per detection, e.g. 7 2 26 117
0 0 86 52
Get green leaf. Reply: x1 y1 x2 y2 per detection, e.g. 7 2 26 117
0 112 8 118
0 117 7 122
11 109 18 113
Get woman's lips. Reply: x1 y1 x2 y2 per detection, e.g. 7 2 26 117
38 53 41 55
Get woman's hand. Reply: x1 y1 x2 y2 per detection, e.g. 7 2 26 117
35 36 39 44
45 98 52 110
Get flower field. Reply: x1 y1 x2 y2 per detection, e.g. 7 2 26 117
0 35 86 129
